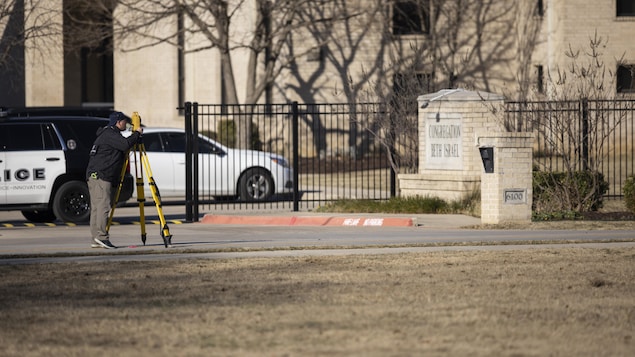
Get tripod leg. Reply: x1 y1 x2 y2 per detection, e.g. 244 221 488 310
107 155 130 233
132 144 148 245
138 143 173 248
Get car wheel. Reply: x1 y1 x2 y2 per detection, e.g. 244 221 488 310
21 210 57 223
239 168 273 201
52 181 91 223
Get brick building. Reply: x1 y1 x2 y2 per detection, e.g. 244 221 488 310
1 0 634 127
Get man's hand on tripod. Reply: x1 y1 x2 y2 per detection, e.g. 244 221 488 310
134 126 144 143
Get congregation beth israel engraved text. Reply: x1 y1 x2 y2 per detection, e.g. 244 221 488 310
425 114 463 170
429 124 461 158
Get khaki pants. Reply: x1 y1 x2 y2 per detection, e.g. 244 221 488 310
88 177 113 241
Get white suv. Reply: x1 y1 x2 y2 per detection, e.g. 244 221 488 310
0 110 134 223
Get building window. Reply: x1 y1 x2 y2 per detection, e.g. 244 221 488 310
392 72 432 115
534 0 544 17
221 60 228 115
617 65 635 93
393 0 430 35
64 0 115 106
617 0 635 16
535 65 544 94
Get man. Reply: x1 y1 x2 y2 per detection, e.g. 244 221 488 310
87 112 143 249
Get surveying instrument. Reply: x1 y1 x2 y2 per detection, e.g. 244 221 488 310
108 112 173 248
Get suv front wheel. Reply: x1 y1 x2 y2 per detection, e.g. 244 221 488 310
52 181 91 223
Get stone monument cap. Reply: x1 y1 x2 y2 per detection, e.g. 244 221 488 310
418 88 505 108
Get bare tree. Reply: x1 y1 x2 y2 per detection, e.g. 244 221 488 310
513 33 625 214
65 0 354 149
321 0 525 175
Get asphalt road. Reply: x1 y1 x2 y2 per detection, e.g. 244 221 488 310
2 206 635 265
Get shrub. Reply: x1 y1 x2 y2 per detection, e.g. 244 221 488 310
624 176 635 214
533 170 609 214
217 120 236 148
216 119 261 149
313 194 481 216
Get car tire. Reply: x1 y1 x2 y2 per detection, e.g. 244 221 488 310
239 168 274 201
52 181 91 223
21 210 57 223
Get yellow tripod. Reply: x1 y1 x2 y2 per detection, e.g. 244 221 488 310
108 112 173 248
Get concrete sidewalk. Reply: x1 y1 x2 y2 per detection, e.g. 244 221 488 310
0 205 482 229
199 211 482 229
113 202 483 229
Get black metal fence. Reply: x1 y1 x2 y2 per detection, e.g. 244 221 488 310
183 102 410 220
181 99 634 220
505 99 635 198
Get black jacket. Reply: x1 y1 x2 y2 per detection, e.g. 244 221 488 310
86 126 141 183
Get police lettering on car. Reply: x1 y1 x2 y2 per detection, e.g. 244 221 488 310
1 168 46 181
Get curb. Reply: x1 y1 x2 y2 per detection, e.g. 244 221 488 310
200 214 414 227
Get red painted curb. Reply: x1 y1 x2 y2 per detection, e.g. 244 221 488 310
200 215 413 227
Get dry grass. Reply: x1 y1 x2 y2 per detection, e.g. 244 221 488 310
1 247 634 356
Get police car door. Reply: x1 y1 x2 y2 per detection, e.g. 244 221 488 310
3 123 66 205
0 129 6 204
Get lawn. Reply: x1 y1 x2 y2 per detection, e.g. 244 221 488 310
1 247 633 356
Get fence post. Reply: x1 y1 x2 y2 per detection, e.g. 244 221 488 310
192 102 199 220
581 98 589 171
292 101 299 212
184 102 194 222
387 110 397 197
390 166 396 197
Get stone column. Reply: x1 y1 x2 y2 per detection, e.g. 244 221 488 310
477 133 534 224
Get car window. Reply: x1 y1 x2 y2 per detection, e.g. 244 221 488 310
142 133 164 152
0 125 9 150
153 131 222 154
1 123 61 151
197 137 222 154
41 124 61 150
163 132 186 153
54 121 104 150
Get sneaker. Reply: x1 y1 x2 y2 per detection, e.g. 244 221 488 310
91 243 100 248
93 238 117 249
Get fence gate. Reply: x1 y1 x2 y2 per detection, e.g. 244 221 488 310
183 102 401 221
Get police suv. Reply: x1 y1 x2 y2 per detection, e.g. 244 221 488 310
0 108 134 223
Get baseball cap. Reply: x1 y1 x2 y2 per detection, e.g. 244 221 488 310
108 111 131 126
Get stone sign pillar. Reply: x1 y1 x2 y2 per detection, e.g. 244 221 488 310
399 89 505 201
477 133 534 224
